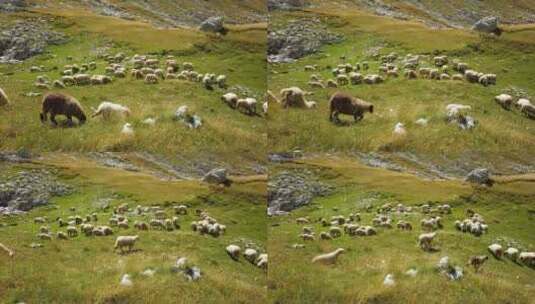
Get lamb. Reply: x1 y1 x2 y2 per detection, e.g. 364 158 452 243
0 87 10 106
488 243 503 259
114 235 139 253
418 232 437 251
311 248 345 264
144 74 158 84
92 102 131 120
519 252 535 267
328 92 374 123
236 98 257 115
221 92 239 109
467 255 488 272
244 248 259 264
494 94 513 110
40 93 87 125
226 244 241 261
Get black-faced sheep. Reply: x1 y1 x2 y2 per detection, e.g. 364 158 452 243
40 93 87 125
328 92 374 123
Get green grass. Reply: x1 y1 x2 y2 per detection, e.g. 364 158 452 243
0 9 267 171
0 156 267 304
268 8 535 170
268 157 535 304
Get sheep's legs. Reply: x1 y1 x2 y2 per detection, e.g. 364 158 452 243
50 114 58 125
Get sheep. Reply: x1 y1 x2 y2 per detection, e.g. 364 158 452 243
311 248 345 264
301 233 315 241
393 122 407 136
81 224 94 236
434 56 448 67
418 232 437 251
467 255 488 272
519 252 535 267
521 104 535 119
505 247 519 261
134 221 149 231
336 74 349 86
326 79 338 88
256 253 268 270
516 98 532 110
495 94 513 110
39 226 49 234
320 232 333 240
114 235 139 253
421 217 442 231
488 243 503 259
397 221 412 230
236 98 257 115
464 70 480 83
183 62 194 71
92 102 131 120
38 233 52 240
304 65 316 71
34 217 47 224
216 75 227 88
150 219 165 230
73 74 91 86
386 69 399 78
244 248 259 264
308 81 325 88
440 73 451 80
221 92 239 109
429 69 440 80
329 226 342 238
363 74 383 84
226 244 241 261
144 74 158 84
121 123 134 136
91 75 112 85
404 69 417 79
446 104 471 119
296 217 310 224
66 226 78 237
328 92 374 123
40 93 87 126
118 221 130 229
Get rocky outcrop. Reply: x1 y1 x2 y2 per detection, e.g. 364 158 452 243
0 169 73 214
0 0 26 12
268 170 334 215
0 20 67 63
268 0 306 11
202 168 231 186
465 168 493 186
472 16 501 34
199 16 226 34
268 19 343 62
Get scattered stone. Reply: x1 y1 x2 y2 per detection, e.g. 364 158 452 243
141 268 156 277
383 274 395 286
120 274 133 286
405 268 418 277
29 243 42 248
268 0 306 11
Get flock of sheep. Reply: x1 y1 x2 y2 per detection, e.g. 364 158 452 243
290 202 535 272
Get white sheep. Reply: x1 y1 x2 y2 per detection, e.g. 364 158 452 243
92 102 131 120
226 244 241 261
244 248 259 264
142 117 156 126
144 73 158 84
415 118 428 126
495 94 513 110
516 98 532 110
446 104 471 118
114 235 139 253
488 243 503 259
221 92 239 108
505 247 519 261
519 252 535 267
418 232 437 251
311 248 345 264
236 98 257 115
256 253 268 270
393 122 407 136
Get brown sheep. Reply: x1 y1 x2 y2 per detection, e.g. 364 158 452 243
40 93 86 126
0 87 10 106
328 92 374 123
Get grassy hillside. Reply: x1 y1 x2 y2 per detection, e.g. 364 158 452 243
268 156 535 303
0 8 267 171
268 5 535 172
0 155 267 303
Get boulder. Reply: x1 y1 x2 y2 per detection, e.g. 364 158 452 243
472 16 500 35
199 16 226 34
202 168 231 186
465 168 493 186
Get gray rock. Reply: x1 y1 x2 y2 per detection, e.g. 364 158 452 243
268 0 306 11
465 168 493 186
199 16 225 34
472 16 499 34
0 0 26 12
202 168 230 186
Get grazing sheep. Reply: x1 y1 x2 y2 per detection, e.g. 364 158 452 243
329 92 374 123
320 232 333 240
40 93 87 125
327 79 338 88
118 221 129 229
404 70 417 79
73 74 91 86
464 70 480 83
244 248 259 264
236 98 257 115
134 221 149 231
216 75 227 88
67 226 78 237
311 248 345 264
144 74 158 84
349 72 363 84
329 226 342 238
38 233 52 240
434 56 448 67
92 102 131 120
467 255 488 272
451 74 464 81
505 247 519 261
280 87 311 109
221 92 239 108
114 235 139 253
495 94 513 110
296 217 310 224
519 252 535 267
304 65 316 71
34 217 47 224
397 221 412 230
418 232 437 251
363 74 383 84
81 224 94 236
308 81 325 88
226 244 241 261
256 253 268 270
440 73 451 80
301 233 315 241
488 244 503 259
39 226 49 234
336 74 349 86
446 104 471 118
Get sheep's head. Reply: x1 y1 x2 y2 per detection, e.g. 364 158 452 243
335 248 345 255
368 104 374 113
